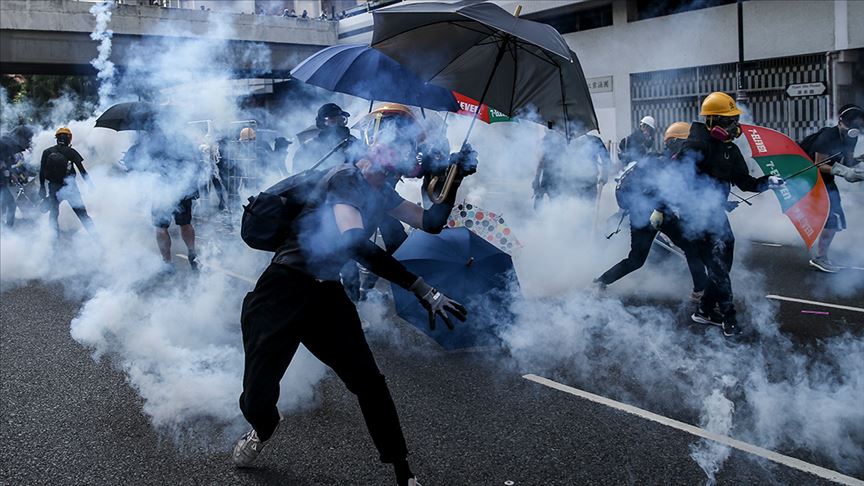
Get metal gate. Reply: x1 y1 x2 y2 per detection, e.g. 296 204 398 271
630 53 829 145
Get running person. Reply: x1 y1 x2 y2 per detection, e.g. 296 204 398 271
805 104 863 272
595 122 707 299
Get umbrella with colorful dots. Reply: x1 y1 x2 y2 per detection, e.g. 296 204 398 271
446 202 522 254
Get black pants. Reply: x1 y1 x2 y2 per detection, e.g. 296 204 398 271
239 264 409 463
598 216 707 292
693 217 736 319
47 182 94 232
0 184 16 227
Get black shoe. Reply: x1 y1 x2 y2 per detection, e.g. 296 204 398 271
722 318 742 337
691 307 722 327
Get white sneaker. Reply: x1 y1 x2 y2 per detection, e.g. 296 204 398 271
232 429 264 467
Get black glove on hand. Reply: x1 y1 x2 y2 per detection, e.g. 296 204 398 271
448 144 478 176
410 277 467 331
724 200 740 212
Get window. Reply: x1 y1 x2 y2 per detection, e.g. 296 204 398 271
525 2 613 35
628 0 737 22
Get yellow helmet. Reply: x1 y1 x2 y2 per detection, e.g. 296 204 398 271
368 103 416 120
239 127 256 141
55 127 73 142
700 92 741 117
358 103 425 146
664 121 691 142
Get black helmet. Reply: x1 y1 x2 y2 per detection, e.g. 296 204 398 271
316 103 350 129
9 125 35 151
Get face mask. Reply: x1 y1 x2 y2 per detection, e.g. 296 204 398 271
709 122 741 142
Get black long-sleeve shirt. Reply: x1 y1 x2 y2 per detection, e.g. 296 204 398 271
39 144 87 191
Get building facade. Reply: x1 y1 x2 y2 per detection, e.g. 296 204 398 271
338 0 864 148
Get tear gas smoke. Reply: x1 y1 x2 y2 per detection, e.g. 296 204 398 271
89 1 116 112
1 7 862 481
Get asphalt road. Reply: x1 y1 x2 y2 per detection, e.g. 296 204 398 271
2 239 861 486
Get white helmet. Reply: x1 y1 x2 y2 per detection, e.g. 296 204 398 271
640 116 656 129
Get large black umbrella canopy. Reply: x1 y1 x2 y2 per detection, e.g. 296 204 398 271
290 44 459 112
371 1 598 140
95 101 157 131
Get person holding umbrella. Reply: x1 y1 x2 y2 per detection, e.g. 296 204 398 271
680 93 785 337
232 104 478 486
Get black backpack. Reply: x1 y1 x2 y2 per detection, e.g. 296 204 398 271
241 164 351 251
614 162 641 213
43 148 70 184
797 126 831 160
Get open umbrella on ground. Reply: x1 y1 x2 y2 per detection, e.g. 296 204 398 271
371 1 598 142
94 101 157 131
391 227 519 350
446 202 522 254
290 44 460 112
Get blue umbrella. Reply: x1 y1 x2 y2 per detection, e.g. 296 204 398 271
290 44 459 112
391 227 519 350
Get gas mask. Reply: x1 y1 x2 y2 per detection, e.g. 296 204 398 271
708 116 741 142
56 134 72 146
360 113 424 177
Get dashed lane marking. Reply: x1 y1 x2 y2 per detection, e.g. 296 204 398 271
766 295 864 313
523 374 864 486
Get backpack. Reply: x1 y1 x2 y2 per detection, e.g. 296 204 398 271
797 126 832 160
43 148 70 184
614 162 640 213
241 164 351 251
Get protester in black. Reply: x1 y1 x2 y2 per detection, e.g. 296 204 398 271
39 127 96 234
805 104 863 273
293 103 357 173
127 128 200 270
533 124 612 206
233 111 478 486
0 125 34 227
618 115 656 165
679 93 784 337
595 122 707 298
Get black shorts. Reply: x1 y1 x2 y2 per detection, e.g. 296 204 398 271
824 186 846 231
152 197 193 228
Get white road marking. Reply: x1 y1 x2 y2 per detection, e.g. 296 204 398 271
523 374 864 486
766 295 864 313
175 254 256 284
755 241 783 247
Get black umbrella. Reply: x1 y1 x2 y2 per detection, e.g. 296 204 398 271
94 101 157 131
371 1 598 142
290 44 459 112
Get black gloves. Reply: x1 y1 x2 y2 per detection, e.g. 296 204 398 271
448 144 478 176
409 277 467 331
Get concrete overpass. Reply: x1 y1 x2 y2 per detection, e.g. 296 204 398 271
0 0 338 76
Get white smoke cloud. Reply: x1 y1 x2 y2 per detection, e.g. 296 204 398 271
1 4 862 481
89 1 116 112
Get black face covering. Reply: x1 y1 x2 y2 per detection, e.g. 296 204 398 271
56 134 72 146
